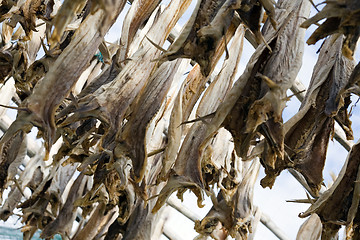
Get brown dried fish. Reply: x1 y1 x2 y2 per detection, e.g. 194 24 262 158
156 0 231 76
301 0 360 59
0 47 13 83
0 130 26 199
299 140 360 239
280 35 355 196
202 0 310 191
233 0 276 46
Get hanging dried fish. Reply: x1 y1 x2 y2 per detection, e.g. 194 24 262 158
47 162 78 215
40 173 88 239
277 35 355 196
49 0 87 46
299 140 360 239
117 0 161 64
201 0 310 191
0 0 126 153
158 21 240 182
153 24 245 213
72 202 116 240
0 46 13 83
296 214 322 240
59 0 191 150
343 61 360 97
1 0 359 238
155 0 232 76
0 149 46 221
195 159 260 239
201 128 238 193
233 0 276 47
118 59 187 183
0 130 27 200
301 0 360 59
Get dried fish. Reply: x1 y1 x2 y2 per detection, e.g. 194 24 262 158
153 24 245 213
61 0 191 142
0 130 26 199
157 21 240 183
0 0 359 238
233 0 276 47
299 140 360 239
156 0 231 76
72 202 111 240
0 46 13 83
158 81 184 181
117 0 161 64
49 0 87 46
47 162 78 215
118 59 186 183
296 214 322 240
301 0 360 59
0 0 126 152
40 173 88 238
0 79 16 117
200 0 310 191
195 159 260 239
280 35 355 196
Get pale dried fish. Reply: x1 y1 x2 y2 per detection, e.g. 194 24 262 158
49 0 87 46
195 159 260 239
153 24 245 213
201 128 235 192
47 162 78 215
118 59 185 183
72 202 109 240
117 0 161 64
296 214 322 240
24 19 46 63
158 81 184 181
0 78 16 117
40 173 88 238
0 0 126 152
59 0 192 152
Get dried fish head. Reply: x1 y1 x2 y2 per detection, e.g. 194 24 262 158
155 0 232 76
195 159 260 239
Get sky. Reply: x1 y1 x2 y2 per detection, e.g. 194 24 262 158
1 0 359 240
